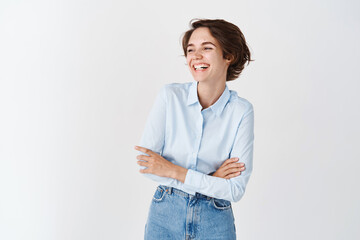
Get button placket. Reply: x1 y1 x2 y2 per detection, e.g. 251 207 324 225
189 107 204 171
193 114 204 170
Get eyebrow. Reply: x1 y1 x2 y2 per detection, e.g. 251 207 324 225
186 41 216 48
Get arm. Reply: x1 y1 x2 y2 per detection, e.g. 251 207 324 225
179 105 255 202
136 89 254 202
136 85 177 186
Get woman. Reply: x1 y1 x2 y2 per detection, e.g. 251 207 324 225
135 18 254 240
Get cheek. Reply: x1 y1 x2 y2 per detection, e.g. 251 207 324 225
186 58 192 67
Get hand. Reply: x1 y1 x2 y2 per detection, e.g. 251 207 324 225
135 145 179 179
212 158 245 179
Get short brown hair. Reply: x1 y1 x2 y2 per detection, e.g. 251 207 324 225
182 18 253 81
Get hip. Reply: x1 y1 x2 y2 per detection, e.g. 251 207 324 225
145 185 236 240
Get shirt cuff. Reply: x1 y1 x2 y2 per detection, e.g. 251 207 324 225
184 169 203 190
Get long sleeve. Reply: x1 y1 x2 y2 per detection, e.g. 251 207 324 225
183 104 255 202
137 85 177 186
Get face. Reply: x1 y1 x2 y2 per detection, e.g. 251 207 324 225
186 27 231 84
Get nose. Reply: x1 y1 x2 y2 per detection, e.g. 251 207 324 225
193 49 202 59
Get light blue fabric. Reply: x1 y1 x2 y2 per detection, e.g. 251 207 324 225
138 81 254 202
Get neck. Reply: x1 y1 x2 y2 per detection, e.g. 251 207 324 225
197 80 226 110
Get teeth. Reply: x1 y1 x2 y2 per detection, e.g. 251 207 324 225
194 64 209 70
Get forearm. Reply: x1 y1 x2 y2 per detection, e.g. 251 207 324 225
171 165 188 183
183 168 252 202
173 166 221 181
139 156 250 202
137 148 187 185
169 161 251 202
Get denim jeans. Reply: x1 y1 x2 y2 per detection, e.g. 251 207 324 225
144 185 236 240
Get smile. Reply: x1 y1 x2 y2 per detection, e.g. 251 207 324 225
193 63 210 71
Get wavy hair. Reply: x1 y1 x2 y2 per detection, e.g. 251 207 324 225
182 18 253 81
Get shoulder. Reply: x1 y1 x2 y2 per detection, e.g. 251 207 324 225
228 89 254 115
163 82 191 92
160 82 192 99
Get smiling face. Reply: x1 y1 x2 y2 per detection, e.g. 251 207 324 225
186 27 231 84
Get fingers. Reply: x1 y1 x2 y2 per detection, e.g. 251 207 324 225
224 168 241 176
139 168 149 174
225 171 241 179
223 163 246 176
224 162 245 171
136 154 151 169
221 158 245 168
137 160 149 166
222 158 239 167
137 160 152 174
136 154 151 161
134 146 154 156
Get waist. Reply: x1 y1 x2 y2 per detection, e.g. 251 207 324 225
158 185 213 200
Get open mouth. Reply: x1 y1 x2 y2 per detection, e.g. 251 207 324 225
193 63 210 71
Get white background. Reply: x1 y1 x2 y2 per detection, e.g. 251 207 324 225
1 0 359 239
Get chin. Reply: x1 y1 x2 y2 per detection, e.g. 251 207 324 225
192 76 208 82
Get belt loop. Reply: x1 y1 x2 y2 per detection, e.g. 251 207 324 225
168 187 172 194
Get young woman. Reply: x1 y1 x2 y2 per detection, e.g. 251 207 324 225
135 18 254 240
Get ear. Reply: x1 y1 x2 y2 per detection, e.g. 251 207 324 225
225 55 234 65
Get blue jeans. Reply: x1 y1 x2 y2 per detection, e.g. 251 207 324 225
144 185 236 240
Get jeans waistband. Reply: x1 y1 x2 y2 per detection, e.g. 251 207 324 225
159 185 213 200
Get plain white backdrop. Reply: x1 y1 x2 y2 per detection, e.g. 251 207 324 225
1 0 359 239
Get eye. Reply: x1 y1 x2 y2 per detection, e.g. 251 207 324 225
187 49 193 53
204 47 213 50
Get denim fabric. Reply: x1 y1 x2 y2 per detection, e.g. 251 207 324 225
144 185 236 240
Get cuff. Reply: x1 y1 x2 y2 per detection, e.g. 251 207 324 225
184 169 203 189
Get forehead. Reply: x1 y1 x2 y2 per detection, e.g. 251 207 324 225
188 27 218 45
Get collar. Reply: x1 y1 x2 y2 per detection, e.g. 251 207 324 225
187 81 230 117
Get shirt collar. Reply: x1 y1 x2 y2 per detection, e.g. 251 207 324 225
187 81 199 106
187 81 231 117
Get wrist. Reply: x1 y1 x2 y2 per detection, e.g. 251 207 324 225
171 164 188 183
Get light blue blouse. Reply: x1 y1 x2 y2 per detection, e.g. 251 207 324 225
137 81 254 202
